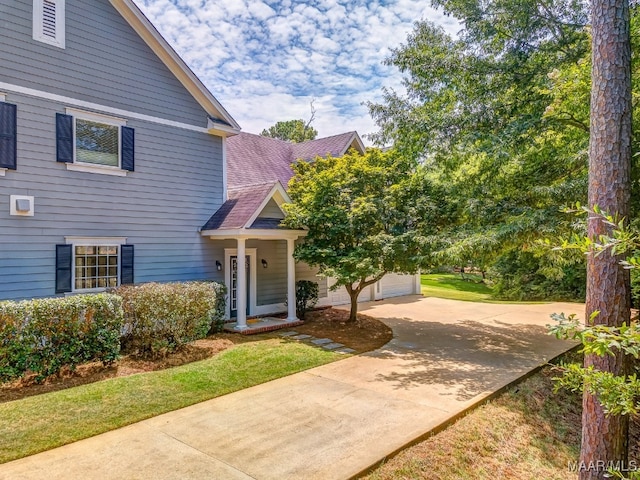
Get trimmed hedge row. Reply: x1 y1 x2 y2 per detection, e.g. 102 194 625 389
113 281 227 359
0 281 227 382
0 294 123 382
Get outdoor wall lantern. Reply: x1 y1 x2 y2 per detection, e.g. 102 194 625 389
216 260 222 271
261 259 268 269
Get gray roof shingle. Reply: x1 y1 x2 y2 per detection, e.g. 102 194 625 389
290 132 359 161
227 133 295 189
203 131 363 231
226 131 361 189
201 183 275 230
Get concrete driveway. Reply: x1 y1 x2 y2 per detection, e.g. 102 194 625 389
0 296 580 480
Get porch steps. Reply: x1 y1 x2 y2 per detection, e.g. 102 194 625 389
223 317 304 335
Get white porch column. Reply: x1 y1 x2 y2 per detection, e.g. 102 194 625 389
234 237 248 331
286 237 298 321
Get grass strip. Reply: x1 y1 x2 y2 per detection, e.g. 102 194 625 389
421 274 546 304
0 338 340 463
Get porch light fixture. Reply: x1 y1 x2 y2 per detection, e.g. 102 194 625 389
216 260 222 271
261 259 268 269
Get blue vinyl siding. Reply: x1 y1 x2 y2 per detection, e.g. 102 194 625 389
0 0 208 126
0 92 225 299
0 0 229 301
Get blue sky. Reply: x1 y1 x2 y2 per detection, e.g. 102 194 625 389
135 0 460 142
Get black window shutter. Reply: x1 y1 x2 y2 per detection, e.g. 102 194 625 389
120 245 134 285
0 102 17 170
121 126 134 171
56 113 73 163
55 244 73 293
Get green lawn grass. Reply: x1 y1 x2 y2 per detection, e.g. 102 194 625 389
421 273 547 304
0 338 340 463
421 273 493 302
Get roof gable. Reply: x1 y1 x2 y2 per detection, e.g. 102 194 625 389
201 182 290 232
291 131 365 161
110 0 240 134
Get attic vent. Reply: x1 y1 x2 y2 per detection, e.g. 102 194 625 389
33 0 65 49
42 1 57 39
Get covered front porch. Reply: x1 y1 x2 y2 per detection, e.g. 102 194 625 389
201 228 306 332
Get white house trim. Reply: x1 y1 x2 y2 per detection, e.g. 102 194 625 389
110 0 241 132
207 118 240 137
0 91 7 175
65 236 127 245
0 89 6 177
65 108 127 126
243 182 291 228
340 132 366 156
201 228 306 241
0 81 216 135
222 136 228 201
65 163 128 177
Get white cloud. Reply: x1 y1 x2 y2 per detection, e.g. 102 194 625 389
135 0 461 144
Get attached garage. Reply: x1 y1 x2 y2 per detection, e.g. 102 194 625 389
318 273 420 307
379 273 420 299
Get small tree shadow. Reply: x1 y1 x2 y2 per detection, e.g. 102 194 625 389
364 317 575 401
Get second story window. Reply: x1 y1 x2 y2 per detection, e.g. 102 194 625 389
76 119 119 167
56 109 135 176
33 0 65 49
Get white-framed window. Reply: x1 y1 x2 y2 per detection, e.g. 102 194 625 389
33 0 65 49
60 108 133 177
76 120 120 168
65 237 127 292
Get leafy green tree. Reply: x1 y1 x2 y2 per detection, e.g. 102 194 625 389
283 149 447 321
367 1 591 298
261 119 318 143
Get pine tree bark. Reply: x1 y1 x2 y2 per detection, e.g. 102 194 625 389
583 0 632 478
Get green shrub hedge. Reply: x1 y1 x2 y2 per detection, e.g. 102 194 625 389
0 294 123 382
114 281 226 358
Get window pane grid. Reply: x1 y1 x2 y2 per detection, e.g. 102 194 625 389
74 245 118 290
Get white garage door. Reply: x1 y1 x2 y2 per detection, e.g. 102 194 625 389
380 273 416 298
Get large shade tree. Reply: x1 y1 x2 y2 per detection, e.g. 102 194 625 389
367 0 592 294
283 149 449 321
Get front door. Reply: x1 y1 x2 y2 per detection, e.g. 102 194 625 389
230 255 250 317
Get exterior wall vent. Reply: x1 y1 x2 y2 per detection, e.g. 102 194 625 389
33 0 65 49
10 195 35 217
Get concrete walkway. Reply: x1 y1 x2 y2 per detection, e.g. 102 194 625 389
0 296 580 480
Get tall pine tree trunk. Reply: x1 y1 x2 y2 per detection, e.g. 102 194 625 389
583 0 632 477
